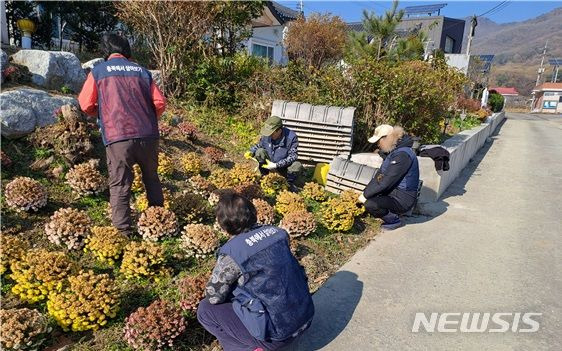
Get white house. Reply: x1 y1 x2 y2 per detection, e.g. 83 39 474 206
245 1 300 65
2 1 300 65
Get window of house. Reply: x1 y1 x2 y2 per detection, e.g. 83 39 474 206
252 43 274 63
543 101 557 109
544 92 555 96
444 36 455 53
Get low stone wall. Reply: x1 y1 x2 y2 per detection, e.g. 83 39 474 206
417 111 506 207
344 112 505 214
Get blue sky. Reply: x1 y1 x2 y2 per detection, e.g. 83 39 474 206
278 1 562 24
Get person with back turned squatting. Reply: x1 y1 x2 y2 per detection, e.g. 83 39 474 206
245 116 303 190
78 33 166 236
358 124 420 230
197 192 314 351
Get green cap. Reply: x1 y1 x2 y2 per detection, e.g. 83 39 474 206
260 116 283 136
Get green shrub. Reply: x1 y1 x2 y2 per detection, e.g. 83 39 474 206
488 93 504 113
234 57 465 146
185 53 268 110
179 54 466 146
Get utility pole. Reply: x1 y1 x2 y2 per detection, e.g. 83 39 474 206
466 16 478 97
298 0 304 13
531 40 548 111
423 40 434 61
535 40 548 86
465 16 477 58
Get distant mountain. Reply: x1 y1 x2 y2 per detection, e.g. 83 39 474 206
461 7 562 95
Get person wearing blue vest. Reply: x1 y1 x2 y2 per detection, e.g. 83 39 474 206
78 33 166 236
358 125 420 230
197 192 314 351
245 116 303 188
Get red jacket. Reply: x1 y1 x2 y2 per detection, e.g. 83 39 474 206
78 54 166 145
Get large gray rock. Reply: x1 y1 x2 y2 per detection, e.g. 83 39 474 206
11 50 86 93
82 57 104 74
0 88 77 138
149 69 162 90
1 50 7 84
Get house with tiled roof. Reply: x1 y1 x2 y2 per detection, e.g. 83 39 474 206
246 1 301 65
531 82 562 114
489 87 519 97
489 86 520 107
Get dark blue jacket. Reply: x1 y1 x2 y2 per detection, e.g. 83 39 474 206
219 225 314 341
250 127 299 168
380 146 419 192
363 135 420 209
91 57 159 145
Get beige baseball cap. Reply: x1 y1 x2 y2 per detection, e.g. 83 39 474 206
368 124 394 143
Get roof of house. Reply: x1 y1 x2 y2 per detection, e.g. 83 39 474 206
266 1 301 24
533 82 562 92
489 87 520 96
347 22 364 32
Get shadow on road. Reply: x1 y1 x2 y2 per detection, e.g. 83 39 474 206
406 118 507 225
286 271 363 351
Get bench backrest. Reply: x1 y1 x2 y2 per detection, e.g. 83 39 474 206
271 100 356 164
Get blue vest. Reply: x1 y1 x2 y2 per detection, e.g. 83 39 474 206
92 57 158 145
380 146 419 192
259 127 298 164
219 225 314 341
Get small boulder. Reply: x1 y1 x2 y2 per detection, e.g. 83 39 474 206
11 50 86 93
149 69 162 90
0 50 7 70
0 88 77 138
1 50 7 83
82 57 104 74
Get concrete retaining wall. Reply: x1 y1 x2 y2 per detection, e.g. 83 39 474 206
417 111 506 207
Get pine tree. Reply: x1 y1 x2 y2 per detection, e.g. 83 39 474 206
347 0 404 60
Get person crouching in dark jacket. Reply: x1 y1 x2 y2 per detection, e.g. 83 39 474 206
358 125 420 230
245 116 303 188
197 192 314 351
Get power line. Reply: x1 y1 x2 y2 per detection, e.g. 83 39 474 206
478 1 509 18
484 1 511 18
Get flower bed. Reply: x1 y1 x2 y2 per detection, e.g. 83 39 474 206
0 104 379 351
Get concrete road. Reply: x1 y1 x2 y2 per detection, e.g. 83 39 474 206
291 113 562 351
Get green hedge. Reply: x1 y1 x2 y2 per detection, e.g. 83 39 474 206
178 55 467 148
488 93 504 113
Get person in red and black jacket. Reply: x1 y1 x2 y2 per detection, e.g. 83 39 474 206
78 33 166 236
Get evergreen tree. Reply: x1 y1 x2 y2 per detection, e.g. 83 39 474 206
347 0 404 60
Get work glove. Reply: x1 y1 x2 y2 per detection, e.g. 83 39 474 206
262 160 277 170
244 151 253 160
358 193 367 204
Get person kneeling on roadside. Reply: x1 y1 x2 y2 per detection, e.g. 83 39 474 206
358 125 420 230
245 116 303 188
197 192 314 351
